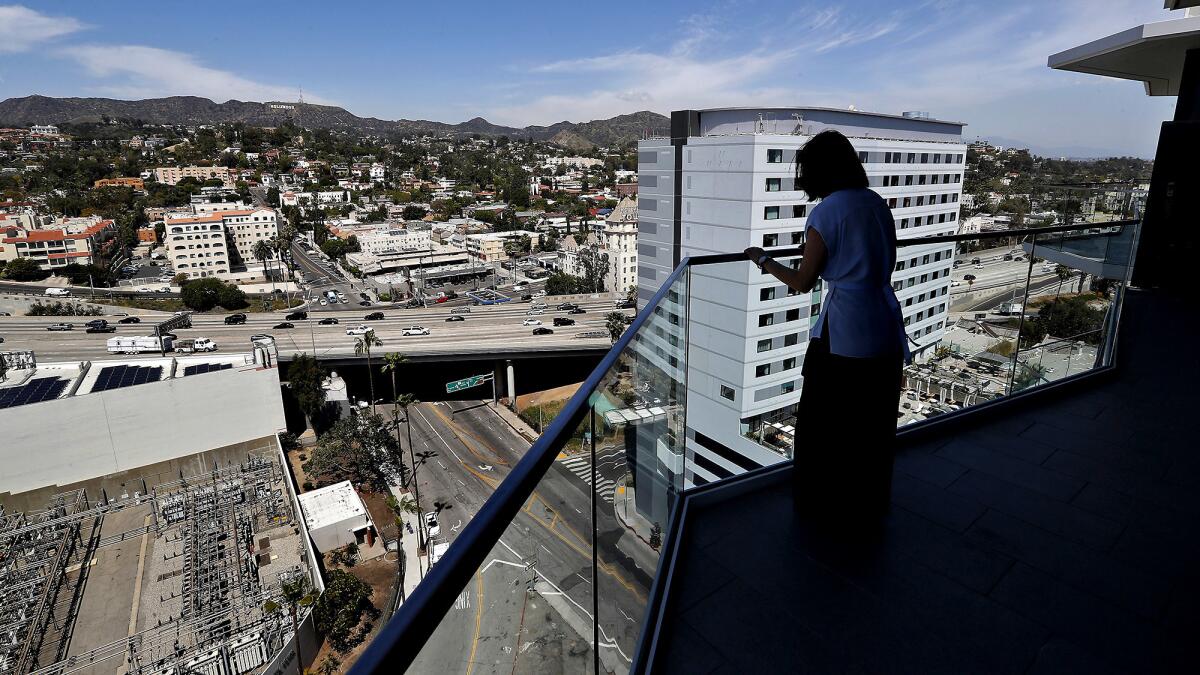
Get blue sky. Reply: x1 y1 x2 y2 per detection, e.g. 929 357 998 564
0 1 1181 157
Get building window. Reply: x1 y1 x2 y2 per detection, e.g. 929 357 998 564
810 302 821 316
858 151 868 163
792 204 807 218
763 233 778 247
766 178 781 191
791 231 804 245
756 364 771 377
757 338 772 353
759 314 774 327
760 287 776 301
720 385 736 401
764 206 780 220
784 333 799 346
781 381 796 394
783 357 797 370
767 149 783 163
785 308 800 321
921 153 929 163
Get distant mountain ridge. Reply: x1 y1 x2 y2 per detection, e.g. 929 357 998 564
0 95 668 148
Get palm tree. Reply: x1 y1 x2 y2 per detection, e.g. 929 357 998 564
393 392 426 567
381 352 409 480
605 311 631 344
279 576 316 668
253 240 275 296
355 332 383 404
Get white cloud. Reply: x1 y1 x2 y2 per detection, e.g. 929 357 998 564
62 45 330 104
0 5 85 53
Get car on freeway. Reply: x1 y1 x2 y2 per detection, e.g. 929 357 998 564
553 317 576 326
434 296 448 304
425 512 440 538
513 283 528 291
557 302 578 311
318 317 340 325
520 294 533 302
532 327 554 336
522 318 542 326
402 326 430 336
225 313 248 325
614 300 637 309
526 309 545 316
963 274 977 282
286 310 308 321
450 307 471 314
47 323 73 331
346 325 374 336
0 336 4 343
568 308 586 315
445 315 465 322
0 312 9 316
950 280 962 287
532 290 547 298
971 257 981 265
138 287 152 293
319 298 327 306
273 322 295 330
85 320 116 333
365 311 385 320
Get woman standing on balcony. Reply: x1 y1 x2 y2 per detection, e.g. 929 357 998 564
744 130 910 524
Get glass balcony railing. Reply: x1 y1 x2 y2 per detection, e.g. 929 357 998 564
351 219 1138 674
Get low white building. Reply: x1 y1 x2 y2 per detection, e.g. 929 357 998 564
297 481 379 553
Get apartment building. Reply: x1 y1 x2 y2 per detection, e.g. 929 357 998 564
165 208 278 278
557 196 640 294
331 223 432 254
637 107 964 488
153 165 233 187
0 218 115 269
93 177 145 190
464 230 539 262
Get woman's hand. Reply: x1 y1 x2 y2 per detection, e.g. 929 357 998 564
744 246 766 263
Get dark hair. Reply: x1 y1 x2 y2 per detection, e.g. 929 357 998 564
794 130 868 199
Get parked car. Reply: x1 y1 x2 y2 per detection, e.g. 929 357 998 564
568 308 586 315
522 318 542 326
425 512 440 538
318 317 340 325
156 286 170 293
520 294 533 302
225 313 248 325
963 274 977 282
434 296 448 304
532 327 554 335
553 317 576 326
365 311 385 320
273 322 295 329
47 323 73 331
319 298 327 306
513 283 528 291
614 300 636 309
346 325 374 336
445 315 465 322
532 290 547 298
285 310 308 321
402 326 430 336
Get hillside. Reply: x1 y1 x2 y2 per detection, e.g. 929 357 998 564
0 95 668 147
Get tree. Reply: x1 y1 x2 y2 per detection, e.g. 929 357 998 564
402 204 427 220
280 576 316 667
381 353 411 480
172 272 190 286
605 311 631 344
290 353 327 431
217 283 247 309
180 277 224 311
392 393 426 552
254 239 275 295
355 331 384 404
3 257 50 281
306 412 403 491
312 569 375 653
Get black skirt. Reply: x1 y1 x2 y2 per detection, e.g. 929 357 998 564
794 328 903 520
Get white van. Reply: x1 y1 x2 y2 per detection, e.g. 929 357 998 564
44 288 71 297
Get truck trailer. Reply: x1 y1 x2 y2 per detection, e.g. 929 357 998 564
106 335 172 354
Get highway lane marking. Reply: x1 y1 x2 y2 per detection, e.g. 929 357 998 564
414 405 464 462
466 571 484 675
519 493 643 600
427 404 511 466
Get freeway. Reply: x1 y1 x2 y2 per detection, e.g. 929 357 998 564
0 297 629 362
399 400 656 674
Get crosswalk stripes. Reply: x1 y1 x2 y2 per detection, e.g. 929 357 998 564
557 454 617 504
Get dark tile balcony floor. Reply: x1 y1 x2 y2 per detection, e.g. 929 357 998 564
653 289 1199 674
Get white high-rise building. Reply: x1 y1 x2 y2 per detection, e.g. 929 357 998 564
636 107 965 488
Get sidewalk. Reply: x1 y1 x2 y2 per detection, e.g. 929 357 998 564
488 401 541 444
388 485 426 609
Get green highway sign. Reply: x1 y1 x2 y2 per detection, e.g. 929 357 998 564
446 372 493 393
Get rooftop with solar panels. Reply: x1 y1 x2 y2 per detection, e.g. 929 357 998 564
0 353 259 409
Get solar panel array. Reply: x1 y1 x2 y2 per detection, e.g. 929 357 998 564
0 377 68 409
182 363 233 376
90 365 163 393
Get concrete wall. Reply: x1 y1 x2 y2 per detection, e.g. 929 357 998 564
0 365 287 495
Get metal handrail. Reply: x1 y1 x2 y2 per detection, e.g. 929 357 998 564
350 216 1140 673
350 247 692 674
